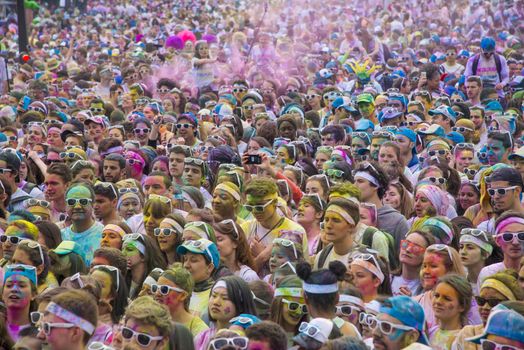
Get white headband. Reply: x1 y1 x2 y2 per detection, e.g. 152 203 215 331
339 294 365 309
161 218 184 234
212 280 227 292
460 235 493 254
351 258 385 283
303 282 338 294
354 171 379 187
46 302 95 335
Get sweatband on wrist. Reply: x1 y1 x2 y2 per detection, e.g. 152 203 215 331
354 171 379 187
46 302 96 335
326 205 356 225
303 282 338 294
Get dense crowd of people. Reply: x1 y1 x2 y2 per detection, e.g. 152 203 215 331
1 0 524 349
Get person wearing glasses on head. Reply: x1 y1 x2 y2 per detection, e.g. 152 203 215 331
125 150 147 182
453 270 524 350
241 178 307 275
459 228 495 296
36 289 98 350
371 295 432 350
92 182 121 225
0 220 40 267
3 264 39 341
60 183 104 266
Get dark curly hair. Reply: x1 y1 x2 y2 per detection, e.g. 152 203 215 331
296 261 346 311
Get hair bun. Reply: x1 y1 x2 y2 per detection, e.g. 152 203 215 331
328 261 347 281
296 261 312 281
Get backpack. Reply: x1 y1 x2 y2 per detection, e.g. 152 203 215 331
471 53 503 82
361 226 399 271
7 193 32 212
21 182 37 195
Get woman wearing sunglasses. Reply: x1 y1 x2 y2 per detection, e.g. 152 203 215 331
2 264 38 341
429 274 473 350
0 220 39 267
270 275 309 347
297 260 361 339
89 265 129 326
155 214 185 265
391 230 435 297
12 239 57 294
266 237 304 285
414 244 480 332
152 265 208 337
452 270 524 350
121 233 167 299
143 195 172 238
213 219 258 283
195 276 257 350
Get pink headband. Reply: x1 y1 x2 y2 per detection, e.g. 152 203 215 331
495 217 524 235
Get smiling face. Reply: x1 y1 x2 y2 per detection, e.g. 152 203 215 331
495 222 524 260
383 185 401 210
420 252 447 291
281 296 306 327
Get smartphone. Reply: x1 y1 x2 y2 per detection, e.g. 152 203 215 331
421 71 427 80
246 154 262 165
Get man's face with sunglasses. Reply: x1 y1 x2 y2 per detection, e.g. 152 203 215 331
66 185 94 223
482 50 494 59
245 194 277 222
89 102 105 115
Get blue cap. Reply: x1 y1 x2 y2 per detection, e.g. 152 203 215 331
379 107 403 123
355 118 375 132
176 239 220 268
397 127 417 143
446 131 465 144
417 124 446 138
428 105 458 123
333 97 356 113
485 100 503 112
229 314 261 329
4 264 38 286
380 296 429 345
467 309 524 345
480 37 496 52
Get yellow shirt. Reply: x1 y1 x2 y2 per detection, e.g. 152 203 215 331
184 315 209 337
189 289 211 319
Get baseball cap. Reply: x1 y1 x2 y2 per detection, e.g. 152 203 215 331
428 105 458 123
485 100 504 112
53 240 79 255
60 129 84 142
332 97 356 112
446 131 465 145
176 238 220 268
379 107 403 123
84 115 109 128
355 118 375 132
380 296 430 345
509 146 524 160
480 37 496 52
467 308 524 344
357 93 374 105
397 127 417 143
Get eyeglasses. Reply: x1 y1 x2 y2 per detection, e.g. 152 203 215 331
148 194 172 205
474 296 505 308
302 193 325 210
326 168 345 179
0 235 23 245
157 87 171 94
91 265 120 292
0 168 13 174
121 326 163 347
372 131 394 139
298 322 322 337
452 126 473 133
464 168 477 177
24 199 50 208
150 283 185 295
281 299 308 314
184 157 205 166
44 119 63 127
273 238 298 259
133 128 150 134
95 182 118 198
488 186 519 197
70 160 92 170
245 199 275 213
400 239 426 255
19 240 45 265
176 123 192 129
428 149 448 157
336 305 361 317
480 339 521 350
305 94 320 100
126 158 144 166
40 322 76 335
497 232 524 243
30 311 43 324
424 176 447 185
460 228 489 241
154 228 178 237
88 342 114 350
359 312 374 325
66 198 92 207
428 244 454 262
218 219 240 240
368 316 416 335
60 152 82 160
119 187 139 195
89 107 104 114
209 337 248 350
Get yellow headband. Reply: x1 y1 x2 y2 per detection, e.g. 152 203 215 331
326 205 356 225
215 183 241 201
481 279 516 301
103 224 126 238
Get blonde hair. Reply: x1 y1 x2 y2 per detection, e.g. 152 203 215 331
426 245 466 277
125 296 173 337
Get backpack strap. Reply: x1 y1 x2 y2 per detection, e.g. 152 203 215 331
317 243 334 269
472 54 480 75
494 54 502 82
